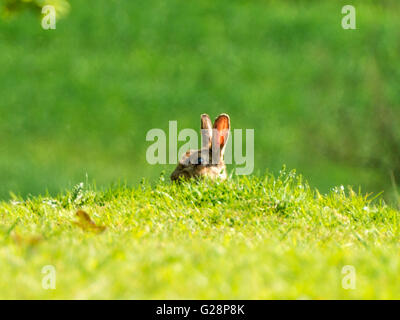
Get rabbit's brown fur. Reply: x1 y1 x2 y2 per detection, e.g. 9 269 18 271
170 113 230 181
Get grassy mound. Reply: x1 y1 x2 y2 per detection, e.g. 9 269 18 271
1 169 399 299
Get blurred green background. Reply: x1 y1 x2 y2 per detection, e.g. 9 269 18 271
0 0 399 201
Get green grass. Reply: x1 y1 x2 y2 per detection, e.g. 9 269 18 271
1 0 400 200
1 170 400 299
1 0 400 299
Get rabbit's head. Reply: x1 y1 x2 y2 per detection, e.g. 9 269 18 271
171 113 230 181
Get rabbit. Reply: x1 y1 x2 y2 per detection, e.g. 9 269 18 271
170 113 230 181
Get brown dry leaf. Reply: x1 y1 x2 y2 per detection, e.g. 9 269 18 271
73 210 106 234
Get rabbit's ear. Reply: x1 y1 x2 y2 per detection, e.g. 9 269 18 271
212 113 230 156
201 114 213 149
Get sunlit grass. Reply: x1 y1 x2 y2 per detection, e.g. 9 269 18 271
0 169 399 299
